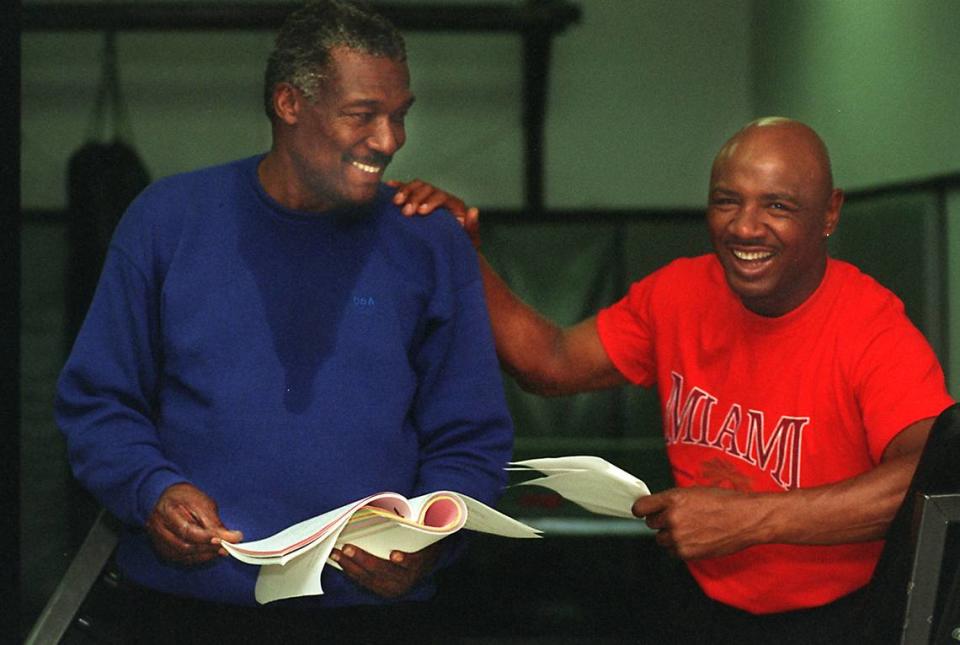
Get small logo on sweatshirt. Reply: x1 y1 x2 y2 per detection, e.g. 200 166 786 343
353 295 376 308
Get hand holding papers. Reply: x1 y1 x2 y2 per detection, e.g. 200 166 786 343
510 456 651 519
221 491 540 604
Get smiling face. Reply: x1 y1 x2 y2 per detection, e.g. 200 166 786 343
706 121 842 317
264 47 414 211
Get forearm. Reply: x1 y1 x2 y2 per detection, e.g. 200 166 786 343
752 450 921 546
759 419 933 546
638 419 934 560
479 254 563 392
478 255 625 396
412 275 512 505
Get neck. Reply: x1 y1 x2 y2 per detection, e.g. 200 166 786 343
741 255 829 318
258 148 339 212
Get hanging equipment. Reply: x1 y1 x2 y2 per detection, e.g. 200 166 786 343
65 29 151 350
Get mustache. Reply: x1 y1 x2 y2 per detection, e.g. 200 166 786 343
350 153 392 167
722 235 768 246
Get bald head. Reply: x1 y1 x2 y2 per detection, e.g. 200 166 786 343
712 117 835 206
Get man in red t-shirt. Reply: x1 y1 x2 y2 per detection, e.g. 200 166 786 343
397 117 954 643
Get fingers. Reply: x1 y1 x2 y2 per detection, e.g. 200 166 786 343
331 545 425 599
391 179 470 218
211 527 245 556
391 179 429 215
389 178 481 246
633 493 678 556
654 528 678 557
462 207 481 248
147 516 221 565
212 527 244 545
643 510 667 531
146 483 239 565
632 491 667 519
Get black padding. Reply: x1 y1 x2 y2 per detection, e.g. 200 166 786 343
65 140 149 347
860 403 960 643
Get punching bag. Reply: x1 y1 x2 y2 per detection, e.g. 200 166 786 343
64 31 150 348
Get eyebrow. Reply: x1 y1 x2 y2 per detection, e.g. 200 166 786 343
759 192 800 203
342 96 416 111
709 188 800 203
709 188 739 198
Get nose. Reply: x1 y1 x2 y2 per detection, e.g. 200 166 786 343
368 117 405 156
729 203 765 239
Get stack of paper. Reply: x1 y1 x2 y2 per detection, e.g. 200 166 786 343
222 490 540 604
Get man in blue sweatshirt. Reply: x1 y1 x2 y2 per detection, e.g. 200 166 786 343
55 1 512 640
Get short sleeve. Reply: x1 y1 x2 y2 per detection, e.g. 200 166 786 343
852 298 954 462
596 275 659 388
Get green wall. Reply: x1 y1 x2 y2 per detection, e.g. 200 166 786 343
752 0 960 396
752 0 960 191
544 0 752 208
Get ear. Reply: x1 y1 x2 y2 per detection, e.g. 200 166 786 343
823 188 843 237
272 82 302 126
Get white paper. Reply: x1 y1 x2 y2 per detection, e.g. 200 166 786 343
222 493 405 563
510 456 651 519
254 531 338 603
461 496 544 537
221 490 540 604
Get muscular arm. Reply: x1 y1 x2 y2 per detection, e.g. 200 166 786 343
478 255 627 396
635 417 934 560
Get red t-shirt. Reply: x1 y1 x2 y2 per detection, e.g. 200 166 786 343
597 254 954 614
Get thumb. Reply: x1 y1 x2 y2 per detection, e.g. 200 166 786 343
186 498 241 541
631 492 665 518
212 526 244 545
190 505 242 543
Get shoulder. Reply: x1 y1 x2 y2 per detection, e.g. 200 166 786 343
602 254 721 329
133 156 257 207
371 185 478 286
373 184 468 246
121 156 257 227
825 258 908 323
823 259 951 452
112 156 260 264
655 254 720 282
823 258 935 372
626 254 723 303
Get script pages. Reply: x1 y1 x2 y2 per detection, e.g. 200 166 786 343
509 455 651 518
222 490 540 604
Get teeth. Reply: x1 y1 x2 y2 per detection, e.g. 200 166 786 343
732 249 773 261
351 161 381 174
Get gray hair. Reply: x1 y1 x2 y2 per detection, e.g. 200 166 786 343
263 0 406 119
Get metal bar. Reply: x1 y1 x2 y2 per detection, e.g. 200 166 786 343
519 517 655 537
22 1 582 33
521 28 550 213
1 3 22 639
25 510 119 645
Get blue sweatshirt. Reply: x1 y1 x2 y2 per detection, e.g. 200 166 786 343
55 155 513 607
